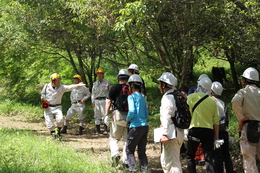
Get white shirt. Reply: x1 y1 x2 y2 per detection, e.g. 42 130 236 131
70 85 91 103
160 89 177 135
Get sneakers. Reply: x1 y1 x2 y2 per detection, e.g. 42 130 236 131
103 131 108 135
111 156 120 167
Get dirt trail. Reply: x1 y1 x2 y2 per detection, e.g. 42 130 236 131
0 115 211 172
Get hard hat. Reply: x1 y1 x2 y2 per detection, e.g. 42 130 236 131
242 67 259 81
128 74 143 83
128 64 139 71
73 74 82 81
198 77 212 91
211 81 223 96
198 74 208 81
96 68 104 74
157 72 178 87
117 69 129 77
50 73 61 81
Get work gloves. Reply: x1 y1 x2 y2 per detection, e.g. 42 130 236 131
214 139 224 149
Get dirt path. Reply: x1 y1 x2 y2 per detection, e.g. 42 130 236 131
0 115 209 173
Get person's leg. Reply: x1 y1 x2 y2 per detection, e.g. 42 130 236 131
137 126 149 171
222 131 234 173
61 106 75 134
186 128 200 173
126 127 139 171
240 123 258 173
109 122 125 167
76 105 85 135
94 100 102 134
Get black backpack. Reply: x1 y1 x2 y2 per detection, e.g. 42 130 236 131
115 85 131 111
167 91 191 129
219 106 228 132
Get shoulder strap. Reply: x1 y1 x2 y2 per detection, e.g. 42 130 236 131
192 94 209 113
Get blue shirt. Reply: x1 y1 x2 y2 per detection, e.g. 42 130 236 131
126 92 148 128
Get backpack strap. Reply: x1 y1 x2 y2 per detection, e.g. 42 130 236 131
192 94 209 113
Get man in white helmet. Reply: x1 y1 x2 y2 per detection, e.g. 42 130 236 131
91 68 112 135
128 64 146 97
211 82 234 173
157 72 184 172
104 69 130 168
41 73 86 139
231 67 260 173
60 74 91 135
187 74 209 95
186 77 220 172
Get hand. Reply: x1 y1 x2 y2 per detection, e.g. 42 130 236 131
238 117 249 131
214 139 224 149
160 135 169 143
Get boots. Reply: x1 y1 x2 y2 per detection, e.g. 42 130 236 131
103 124 108 135
60 125 67 134
76 126 84 135
95 125 101 135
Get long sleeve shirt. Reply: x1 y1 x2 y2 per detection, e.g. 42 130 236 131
91 79 112 103
126 92 148 128
70 85 91 103
231 84 260 121
41 82 79 105
160 89 177 135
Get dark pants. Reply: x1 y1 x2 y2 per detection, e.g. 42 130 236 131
186 128 215 173
126 126 149 171
214 131 234 173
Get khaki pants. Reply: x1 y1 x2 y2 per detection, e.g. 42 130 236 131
240 123 260 173
109 110 128 164
161 128 184 173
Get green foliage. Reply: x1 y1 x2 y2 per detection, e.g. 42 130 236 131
0 127 116 173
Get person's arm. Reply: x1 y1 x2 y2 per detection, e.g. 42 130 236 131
105 98 112 116
126 95 135 122
82 87 91 102
41 84 48 101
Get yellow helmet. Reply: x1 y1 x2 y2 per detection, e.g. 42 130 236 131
50 73 61 81
73 74 82 81
96 68 104 74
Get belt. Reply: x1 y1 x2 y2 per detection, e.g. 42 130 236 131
72 101 81 104
187 135 200 142
49 104 61 107
95 97 106 100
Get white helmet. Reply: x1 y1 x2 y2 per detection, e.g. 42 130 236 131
128 74 143 84
157 72 178 87
242 67 259 81
211 81 223 96
198 74 209 81
198 77 212 91
128 64 139 71
117 69 129 77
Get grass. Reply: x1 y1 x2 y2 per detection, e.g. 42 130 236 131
0 127 116 173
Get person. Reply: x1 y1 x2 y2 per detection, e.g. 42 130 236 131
127 64 146 97
40 73 86 139
91 68 112 135
126 74 149 172
187 74 209 95
158 72 184 172
186 77 220 173
60 74 91 135
104 69 130 168
231 67 260 173
211 81 234 173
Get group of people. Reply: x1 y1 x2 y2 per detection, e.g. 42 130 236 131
40 66 260 173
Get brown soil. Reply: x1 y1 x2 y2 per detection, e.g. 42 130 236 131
0 115 208 173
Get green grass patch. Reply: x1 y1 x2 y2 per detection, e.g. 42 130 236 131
0 127 115 173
